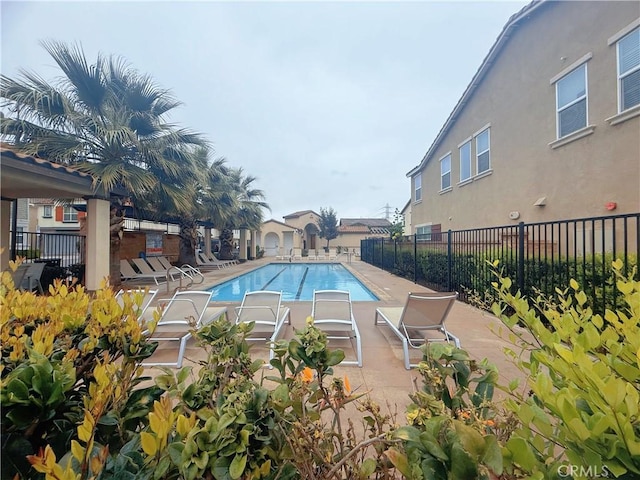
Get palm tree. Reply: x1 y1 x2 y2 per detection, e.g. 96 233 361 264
0 41 206 283
217 168 269 261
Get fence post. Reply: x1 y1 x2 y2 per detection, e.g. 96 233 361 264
394 238 397 271
518 221 525 293
447 230 452 291
414 234 418 283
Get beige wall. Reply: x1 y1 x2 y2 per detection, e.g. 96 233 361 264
411 1 640 231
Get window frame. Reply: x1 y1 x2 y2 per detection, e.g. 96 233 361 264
458 139 472 183
475 128 491 175
43 205 53 218
616 27 640 113
439 152 452 191
415 224 432 242
555 63 589 139
414 174 422 203
62 206 78 223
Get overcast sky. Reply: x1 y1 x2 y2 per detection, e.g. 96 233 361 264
1 0 528 222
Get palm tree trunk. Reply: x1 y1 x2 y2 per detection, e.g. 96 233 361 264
218 227 235 260
109 207 125 286
179 218 199 266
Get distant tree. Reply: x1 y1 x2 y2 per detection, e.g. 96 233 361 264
389 208 405 240
317 207 339 250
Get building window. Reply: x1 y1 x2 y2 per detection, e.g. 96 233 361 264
476 128 490 174
63 206 78 223
43 205 53 218
617 27 640 112
556 64 587 138
440 153 451 190
459 141 472 182
414 174 422 202
16 227 24 246
416 224 431 241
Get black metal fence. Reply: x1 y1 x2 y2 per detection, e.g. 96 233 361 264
11 231 86 267
361 213 639 315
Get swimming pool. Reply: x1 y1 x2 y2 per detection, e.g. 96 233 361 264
208 263 378 302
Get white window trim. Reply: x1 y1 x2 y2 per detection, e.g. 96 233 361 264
472 123 491 139
554 63 589 140
549 125 596 149
42 205 53 218
549 52 592 85
475 128 491 174
606 103 640 125
415 223 433 241
607 18 640 46
458 139 472 184
615 27 640 113
413 174 422 204
439 152 452 192
63 206 78 223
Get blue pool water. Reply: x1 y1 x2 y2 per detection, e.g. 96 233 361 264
208 263 378 302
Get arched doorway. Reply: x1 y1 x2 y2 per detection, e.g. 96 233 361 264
304 223 318 250
264 232 280 257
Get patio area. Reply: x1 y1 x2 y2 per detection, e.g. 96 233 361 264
141 256 527 414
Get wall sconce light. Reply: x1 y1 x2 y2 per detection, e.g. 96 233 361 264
533 196 546 207
605 202 617 211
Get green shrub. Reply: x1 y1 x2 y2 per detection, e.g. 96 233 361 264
493 259 640 479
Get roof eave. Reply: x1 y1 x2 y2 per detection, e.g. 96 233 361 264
406 0 546 178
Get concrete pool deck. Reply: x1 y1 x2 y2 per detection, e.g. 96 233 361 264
142 256 528 414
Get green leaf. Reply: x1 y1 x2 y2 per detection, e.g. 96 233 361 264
384 448 412 478
360 458 377 478
326 349 345 366
505 437 538 470
480 435 503 474
229 454 247 480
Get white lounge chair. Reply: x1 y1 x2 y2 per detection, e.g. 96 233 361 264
196 252 231 269
328 249 338 261
143 290 226 368
205 251 238 266
135 257 203 284
292 248 302 261
115 288 158 324
311 290 362 367
316 250 326 261
307 250 317 261
234 290 291 364
374 291 460 370
120 259 167 285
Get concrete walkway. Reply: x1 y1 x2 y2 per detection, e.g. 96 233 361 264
143 256 527 414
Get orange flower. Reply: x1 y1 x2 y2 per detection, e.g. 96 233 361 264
343 375 351 396
301 367 314 383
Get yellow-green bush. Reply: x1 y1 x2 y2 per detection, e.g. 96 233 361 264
3 259 638 479
493 259 640 479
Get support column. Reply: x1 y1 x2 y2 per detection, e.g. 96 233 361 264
248 230 255 260
239 229 247 261
204 227 212 256
85 198 110 291
0 200 11 270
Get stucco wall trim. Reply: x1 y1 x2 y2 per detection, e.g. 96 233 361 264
549 125 596 149
549 52 593 85
606 104 640 126
607 18 640 46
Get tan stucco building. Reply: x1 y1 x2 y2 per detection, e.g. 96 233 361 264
407 0 640 236
256 210 391 257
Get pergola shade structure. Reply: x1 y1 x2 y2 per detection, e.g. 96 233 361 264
1 144 111 290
